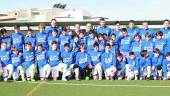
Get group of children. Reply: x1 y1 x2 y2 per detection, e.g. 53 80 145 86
0 18 170 82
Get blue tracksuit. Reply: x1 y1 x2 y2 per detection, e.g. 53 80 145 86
1 36 12 50
126 57 139 71
154 38 166 55
35 50 48 69
162 59 170 78
127 27 140 38
98 40 105 53
36 32 48 49
142 39 154 56
23 50 35 70
25 35 36 50
11 32 24 51
61 51 75 67
160 27 170 40
47 50 60 67
76 52 91 69
59 35 71 52
0 49 12 67
119 35 133 53
139 28 155 40
97 26 112 36
46 26 62 36
11 53 22 71
48 35 59 50
130 41 142 58
101 52 116 71
89 50 101 67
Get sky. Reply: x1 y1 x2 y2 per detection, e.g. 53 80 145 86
0 0 169 20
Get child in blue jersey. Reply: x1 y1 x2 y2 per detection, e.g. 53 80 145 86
11 47 25 81
126 52 139 80
139 21 155 40
70 35 79 53
78 31 86 45
127 20 140 38
75 44 92 80
23 42 35 81
47 41 67 81
112 21 122 41
11 25 24 52
139 50 152 80
0 28 12 50
35 44 50 80
86 32 97 52
115 53 126 80
59 27 71 52
25 29 36 51
101 43 116 80
130 34 142 58
36 23 48 50
151 48 164 80
98 34 105 53
160 19 170 40
0 42 13 81
154 31 166 55
48 29 59 50
89 43 102 80
163 52 170 80
109 34 119 56
142 33 154 57
61 43 77 81
119 28 133 57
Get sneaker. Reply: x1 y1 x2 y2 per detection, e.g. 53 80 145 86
62 77 68 81
85 76 90 80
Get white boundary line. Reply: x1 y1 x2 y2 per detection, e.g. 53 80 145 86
22 81 170 88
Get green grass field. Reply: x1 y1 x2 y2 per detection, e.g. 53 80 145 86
0 80 170 96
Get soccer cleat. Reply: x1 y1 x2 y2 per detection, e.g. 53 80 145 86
85 76 90 80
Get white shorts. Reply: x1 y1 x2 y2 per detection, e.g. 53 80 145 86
66 64 75 76
39 64 51 78
105 66 115 77
3 64 13 78
92 63 102 76
51 63 67 78
13 66 24 79
167 71 170 77
26 64 35 78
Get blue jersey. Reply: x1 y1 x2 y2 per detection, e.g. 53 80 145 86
101 52 116 70
160 27 170 40
110 40 119 56
86 37 96 52
36 32 48 49
112 29 121 41
25 35 36 50
59 35 71 52
11 32 24 51
11 54 22 70
35 50 48 69
76 52 91 69
98 40 105 53
139 56 151 69
127 27 140 38
142 39 154 56
70 40 79 53
47 50 60 67
48 36 59 50
46 26 62 36
23 50 35 69
154 39 166 55
89 50 101 66
151 54 163 67
165 38 170 53
61 51 75 66
1 36 12 50
0 50 11 67
126 57 139 71
119 35 132 52
130 41 142 58
97 26 112 36
116 59 126 74
162 59 170 78
139 28 155 40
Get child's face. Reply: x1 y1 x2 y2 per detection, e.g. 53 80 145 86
74 37 79 42
52 31 57 36
111 35 116 41
100 21 106 27
26 45 32 51
52 44 57 50
62 30 66 35
80 47 85 52
135 36 140 42
157 35 162 40
117 56 123 61
94 46 99 51
37 46 42 51
105 46 110 52
166 56 170 61
89 34 94 38
122 31 128 36
1 43 7 50
27 31 33 37
129 55 135 59
64 46 70 52
13 50 18 54
98 36 103 41
79 33 84 38
129 22 135 28
2 32 7 37
39 28 45 32
146 37 150 41
154 53 159 57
